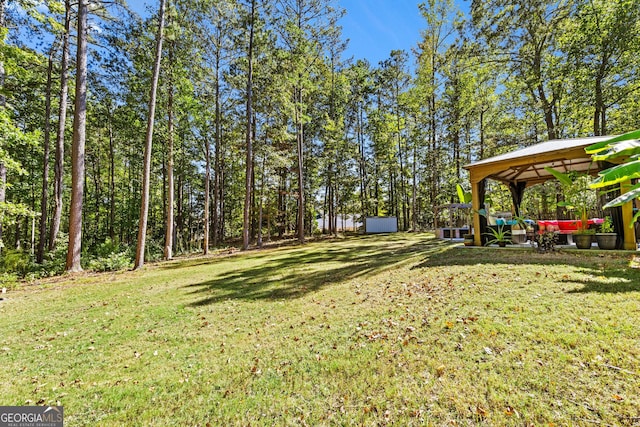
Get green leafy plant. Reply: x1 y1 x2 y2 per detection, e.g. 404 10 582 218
573 227 595 235
599 216 614 233
0 272 20 290
456 183 473 230
512 214 528 228
0 250 30 276
484 225 511 246
532 231 557 253
88 252 133 272
544 167 596 230
456 183 472 204
86 238 133 272
586 129 640 226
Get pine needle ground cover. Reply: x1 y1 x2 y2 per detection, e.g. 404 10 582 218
1 233 639 426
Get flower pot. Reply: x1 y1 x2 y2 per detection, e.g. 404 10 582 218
463 234 474 246
596 233 617 250
573 233 593 249
511 225 527 244
498 241 507 247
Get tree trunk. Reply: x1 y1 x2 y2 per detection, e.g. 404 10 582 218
66 0 88 272
203 135 211 254
412 123 417 231
108 106 115 240
37 47 55 263
537 82 557 140
358 103 367 224
296 86 305 243
242 0 256 251
479 108 485 159
135 0 166 269
594 70 605 136
257 155 266 248
164 44 175 260
374 162 379 215
176 173 183 251
91 140 101 244
278 169 286 238
50 0 71 251
212 52 222 247
0 162 5 250
0 0 6 249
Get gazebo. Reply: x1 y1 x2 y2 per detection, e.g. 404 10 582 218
463 136 637 249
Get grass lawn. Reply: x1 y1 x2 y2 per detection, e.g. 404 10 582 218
2 233 640 426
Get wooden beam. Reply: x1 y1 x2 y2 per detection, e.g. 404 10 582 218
470 173 482 246
465 147 597 184
621 179 637 250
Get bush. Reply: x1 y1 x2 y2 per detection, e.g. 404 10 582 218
94 237 125 258
532 231 557 253
86 238 133 272
0 272 19 290
32 233 69 278
87 251 133 272
144 238 165 263
0 250 30 276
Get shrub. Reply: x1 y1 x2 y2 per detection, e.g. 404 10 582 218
88 251 133 272
86 238 133 272
532 231 557 253
600 216 614 233
0 272 19 290
0 250 30 276
94 237 125 258
32 233 69 278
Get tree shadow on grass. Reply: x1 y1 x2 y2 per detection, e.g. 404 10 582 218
184 236 452 306
413 246 582 269
415 246 640 294
563 268 640 294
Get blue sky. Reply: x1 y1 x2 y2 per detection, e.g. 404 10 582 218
128 0 464 66
339 0 427 66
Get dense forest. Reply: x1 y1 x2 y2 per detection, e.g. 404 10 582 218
1 0 639 277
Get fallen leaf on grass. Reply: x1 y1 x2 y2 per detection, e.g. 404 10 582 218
475 405 487 417
409 409 423 417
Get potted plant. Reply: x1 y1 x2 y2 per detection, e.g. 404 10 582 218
484 224 511 247
572 226 595 249
596 216 617 250
463 233 474 246
510 214 528 244
544 167 597 249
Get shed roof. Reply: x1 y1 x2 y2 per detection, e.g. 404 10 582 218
463 135 616 186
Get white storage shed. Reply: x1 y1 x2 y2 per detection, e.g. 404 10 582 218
365 217 398 234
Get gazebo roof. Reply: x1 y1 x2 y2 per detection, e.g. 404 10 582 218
463 135 616 186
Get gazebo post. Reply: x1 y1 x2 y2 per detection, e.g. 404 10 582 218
621 179 637 250
471 175 482 246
